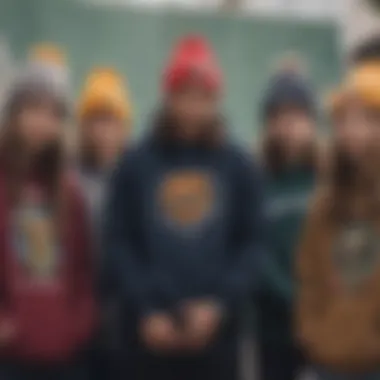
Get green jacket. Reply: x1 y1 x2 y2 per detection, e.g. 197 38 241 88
256 167 315 344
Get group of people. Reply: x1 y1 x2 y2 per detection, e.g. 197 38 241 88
0 32 380 380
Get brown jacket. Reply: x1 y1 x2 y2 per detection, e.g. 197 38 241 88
295 188 380 372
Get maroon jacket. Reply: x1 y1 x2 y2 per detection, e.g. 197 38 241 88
0 170 97 364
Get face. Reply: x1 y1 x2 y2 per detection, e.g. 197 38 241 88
333 98 380 162
168 83 219 140
17 99 63 153
267 105 315 160
85 114 126 163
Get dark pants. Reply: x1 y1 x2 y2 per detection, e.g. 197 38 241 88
88 334 123 380
122 318 240 380
88 337 110 380
131 345 238 380
255 294 305 380
315 368 380 380
258 342 305 380
89 301 123 380
0 358 90 380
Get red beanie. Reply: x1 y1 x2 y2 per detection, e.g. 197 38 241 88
163 35 222 93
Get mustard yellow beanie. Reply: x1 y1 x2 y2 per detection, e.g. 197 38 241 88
328 61 380 113
29 43 66 67
78 68 132 122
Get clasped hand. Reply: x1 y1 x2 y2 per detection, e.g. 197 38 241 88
139 299 224 353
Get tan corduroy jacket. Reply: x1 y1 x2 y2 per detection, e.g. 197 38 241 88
295 189 380 372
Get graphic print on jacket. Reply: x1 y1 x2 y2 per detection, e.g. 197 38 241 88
0 174 97 363
256 169 315 345
266 193 310 220
158 170 217 232
333 222 380 293
12 185 60 282
260 169 314 302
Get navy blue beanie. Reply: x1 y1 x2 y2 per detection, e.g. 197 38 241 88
261 72 316 122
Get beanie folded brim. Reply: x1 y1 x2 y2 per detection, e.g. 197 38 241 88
327 86 380 115
78 99 130 121
328 62 380 115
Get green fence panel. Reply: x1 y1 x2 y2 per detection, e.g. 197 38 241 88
0 0 342 142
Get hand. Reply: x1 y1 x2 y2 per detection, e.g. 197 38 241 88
179 299 224 351
0 319 15 346
139 312 180 353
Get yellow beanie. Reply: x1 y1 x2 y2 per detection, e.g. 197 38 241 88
29 43 66 67
328 61 380 113
78 68 132 122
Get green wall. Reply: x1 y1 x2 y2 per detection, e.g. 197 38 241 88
0 0 342 141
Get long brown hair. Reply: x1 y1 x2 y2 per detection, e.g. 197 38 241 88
262 134 318 176
78 122 100 170
78 113 126 171
0 97 66 220
326 141 380 221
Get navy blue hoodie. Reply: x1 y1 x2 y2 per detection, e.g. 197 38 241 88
105 136 266 318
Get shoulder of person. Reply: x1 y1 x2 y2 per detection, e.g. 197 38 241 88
112 143 146 175
225 143 260 170
219 144 266 207
60 169 87 209
314 137 330 180
305 184 332 226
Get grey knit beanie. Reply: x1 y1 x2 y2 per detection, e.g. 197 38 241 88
2 61 70 120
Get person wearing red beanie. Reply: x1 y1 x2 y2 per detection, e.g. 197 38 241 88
163 35 222 93
105 35 266 380
158 34 223 144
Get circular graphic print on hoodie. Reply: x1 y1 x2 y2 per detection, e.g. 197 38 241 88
12 185 61 283
158 170 216 230
332 222 380 292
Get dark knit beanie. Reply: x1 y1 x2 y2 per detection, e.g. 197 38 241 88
350 34 380 66
261 72 316 123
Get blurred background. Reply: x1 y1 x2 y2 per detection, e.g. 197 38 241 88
0 1 378 379
0 0 378 140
